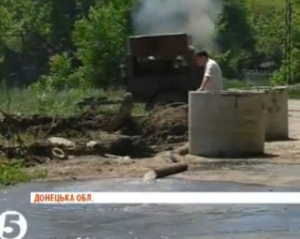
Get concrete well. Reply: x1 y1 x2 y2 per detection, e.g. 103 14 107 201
251 86 289 141
188 91 266 157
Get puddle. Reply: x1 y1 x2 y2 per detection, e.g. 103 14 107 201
0 178 300 238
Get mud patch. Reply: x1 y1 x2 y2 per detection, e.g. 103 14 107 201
142 105 188 146
0 106 114 137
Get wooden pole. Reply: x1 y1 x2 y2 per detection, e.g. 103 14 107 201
143 163 188 182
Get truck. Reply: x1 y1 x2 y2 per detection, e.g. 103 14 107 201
123 32 204 110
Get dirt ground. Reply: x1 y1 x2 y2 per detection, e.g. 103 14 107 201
0 102 189 159
26 100 300 188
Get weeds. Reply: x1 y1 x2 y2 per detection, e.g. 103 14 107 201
0 87 146 116
0 160 46 187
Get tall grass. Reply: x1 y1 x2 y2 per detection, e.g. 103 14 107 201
0 82 299 117
0 88 126 116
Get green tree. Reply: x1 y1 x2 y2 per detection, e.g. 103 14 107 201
73 0 133 88
217 0 256 78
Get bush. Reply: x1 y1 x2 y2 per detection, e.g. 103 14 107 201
73 0 133 89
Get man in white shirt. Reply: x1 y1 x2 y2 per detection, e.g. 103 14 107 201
194 50 223 91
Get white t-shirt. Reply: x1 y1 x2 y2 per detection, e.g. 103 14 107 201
203 58 223 91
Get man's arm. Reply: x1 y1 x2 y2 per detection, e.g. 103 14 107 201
198 63 213 91
198 76 210 91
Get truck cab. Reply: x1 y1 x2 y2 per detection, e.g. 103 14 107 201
124 33 204 109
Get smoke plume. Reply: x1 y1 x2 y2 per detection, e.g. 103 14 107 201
132 0 223 50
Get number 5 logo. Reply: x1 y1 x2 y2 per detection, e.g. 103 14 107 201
0 211 27 239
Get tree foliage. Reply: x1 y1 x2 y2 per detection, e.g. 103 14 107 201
0 0 298 88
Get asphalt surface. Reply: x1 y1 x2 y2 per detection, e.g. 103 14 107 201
0 178 300 239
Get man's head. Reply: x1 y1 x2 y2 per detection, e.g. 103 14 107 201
194 50 208 67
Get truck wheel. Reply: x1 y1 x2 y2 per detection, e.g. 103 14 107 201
145 91 187 111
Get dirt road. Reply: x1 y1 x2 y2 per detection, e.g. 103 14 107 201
29 100 300 188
